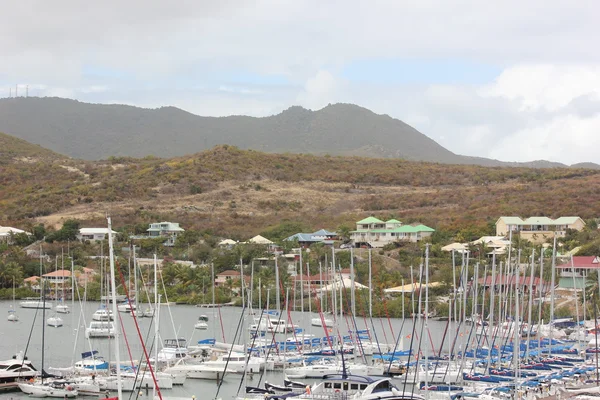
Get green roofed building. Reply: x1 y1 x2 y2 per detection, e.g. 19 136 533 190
350 217 434 248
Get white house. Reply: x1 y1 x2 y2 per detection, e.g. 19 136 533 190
77 228 117 242
495 216 585 244
0 226 30 243
131 221 185 246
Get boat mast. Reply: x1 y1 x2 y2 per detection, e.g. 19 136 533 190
107 216 123 400
275 257 280 314
368 248 372 318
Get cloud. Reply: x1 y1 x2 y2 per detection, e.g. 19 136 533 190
1 1 600 163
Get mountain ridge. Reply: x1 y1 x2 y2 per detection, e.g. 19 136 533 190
0 96 595 168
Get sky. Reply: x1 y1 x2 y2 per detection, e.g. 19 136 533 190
1 0 599 165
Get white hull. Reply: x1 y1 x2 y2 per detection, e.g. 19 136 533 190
55 304 70 314
18 382 78 398
165 363 233 380
311 317 334 327
20 301 52 309
85 322 116 338
7 311 18 321
99 372 173 391
194 322 208 330
47 317 63 327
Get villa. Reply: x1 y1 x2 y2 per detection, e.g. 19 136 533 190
350 217 434 248
495 216 585 244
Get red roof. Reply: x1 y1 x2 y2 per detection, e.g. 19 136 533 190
24 276 40 282
42 270 72 277
478 275 549 288
218 270 240 276
556 256 600 269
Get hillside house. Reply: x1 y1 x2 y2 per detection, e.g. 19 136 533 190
77 228 117 242
495 216 585 244
284 229 337 247
131 221 185 246
0 226 30 244
556 256 600 289
350 217 434 248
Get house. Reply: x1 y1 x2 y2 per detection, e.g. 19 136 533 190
350 217 434 248
555 256 600 289
0 226 30 243
131 221 185 246
76 267 97 286
24 276 41 291
495 216 585 244
284 229 337 247
77 228 117 242
214 270 241 286
478 275 550 294
441 243 468 253
42 270 71 285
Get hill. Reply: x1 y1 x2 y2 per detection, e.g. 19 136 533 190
0 97 589 168
1 135 600 239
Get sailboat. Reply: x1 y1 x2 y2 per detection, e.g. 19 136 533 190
18 274 78 397
8 280 19 322
55 250 70 314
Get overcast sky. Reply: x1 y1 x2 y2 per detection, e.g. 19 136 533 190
2 0 599 164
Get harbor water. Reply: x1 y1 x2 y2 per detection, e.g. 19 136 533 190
0 300 456 399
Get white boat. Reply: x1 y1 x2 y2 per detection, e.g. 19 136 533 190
0 352 39 390
20 299 52 309
201 352 264 374
7 309 18 322
85 321 115 338
55 303 70 314
311 317 334 327
117 301 137 313
47 315 63 327
98 371 174 391
164 358 235 380
143 307 155 318
154 338 189 365
92 307 114 321
18 380 78 398
194 320 208 330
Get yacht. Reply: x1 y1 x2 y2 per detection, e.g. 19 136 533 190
194 318 209 330
0 352 39 391
154 338 189 365
85 321 116 339
164 357 236 380
92 307 114 321
311 317 334 327
20 298 52 309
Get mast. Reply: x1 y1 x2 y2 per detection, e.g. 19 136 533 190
40 243 46 384
299 248 304 313
368 248 372 318
424 244 430 400
550 235 556 324
350 247 356 318
107 216 123 400
275 257 280 314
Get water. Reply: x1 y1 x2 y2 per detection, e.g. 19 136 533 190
0 300 455 399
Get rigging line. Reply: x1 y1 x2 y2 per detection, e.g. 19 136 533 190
215 301 247 400
117 259 163 400
401 262 424 393
336 264 367 364
358 287 384 358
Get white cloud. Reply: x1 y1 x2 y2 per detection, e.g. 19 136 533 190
2 1 600 164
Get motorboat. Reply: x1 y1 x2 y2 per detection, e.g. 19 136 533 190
92 307 114 321
85 321 115 338
47 314 63 327
0 352 39 390
20 298 52 309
